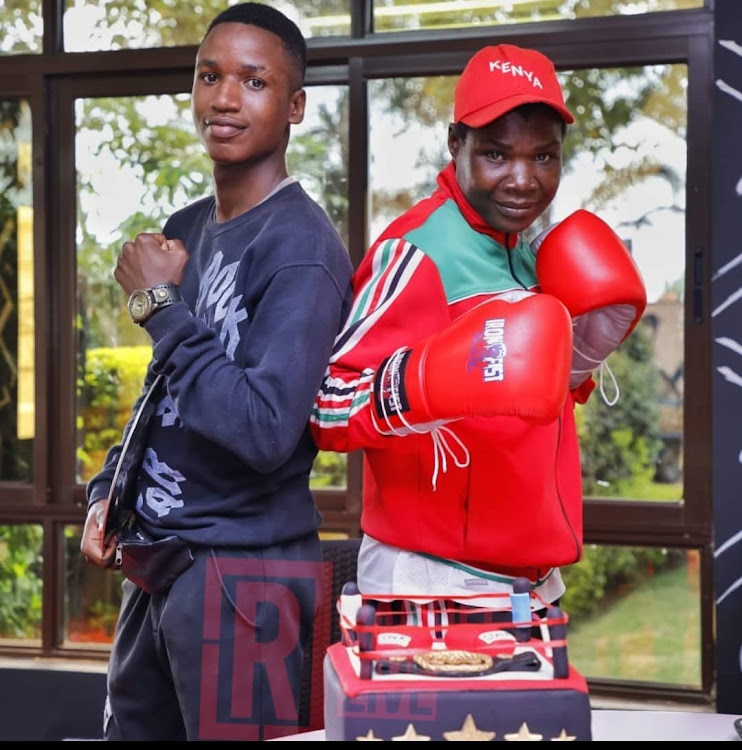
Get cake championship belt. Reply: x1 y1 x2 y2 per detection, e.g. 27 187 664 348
375 648 541 677
415 649 493 674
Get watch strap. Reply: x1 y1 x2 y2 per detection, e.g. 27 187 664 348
149 283 182 311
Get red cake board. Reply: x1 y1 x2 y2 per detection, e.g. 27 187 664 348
323 642 592 741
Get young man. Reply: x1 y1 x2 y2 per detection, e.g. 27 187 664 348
80 2 353 741
311 45 646 620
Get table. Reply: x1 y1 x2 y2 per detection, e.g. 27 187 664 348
269 710 742 741
591 710 741 741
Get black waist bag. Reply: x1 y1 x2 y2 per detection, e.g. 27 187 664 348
117 525 194 595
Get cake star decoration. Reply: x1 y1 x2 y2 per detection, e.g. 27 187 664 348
443 713 496 741
356 729 384 741
504 722 544 741
391 723 432 741
551 728 577 741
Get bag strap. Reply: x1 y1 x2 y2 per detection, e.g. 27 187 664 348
104 374 166 538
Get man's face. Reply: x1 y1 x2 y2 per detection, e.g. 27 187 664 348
191 22 305 167
449 107 565 234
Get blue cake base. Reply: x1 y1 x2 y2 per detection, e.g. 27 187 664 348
323 643 592 741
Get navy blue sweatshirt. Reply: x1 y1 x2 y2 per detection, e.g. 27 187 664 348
87 182 353 548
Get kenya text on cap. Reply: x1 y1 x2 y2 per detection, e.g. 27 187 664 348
454 44 574 127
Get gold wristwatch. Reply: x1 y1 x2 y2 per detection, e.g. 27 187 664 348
127 283 182 325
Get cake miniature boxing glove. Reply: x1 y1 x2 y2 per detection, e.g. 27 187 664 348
372 293 573 434
531 209 647 392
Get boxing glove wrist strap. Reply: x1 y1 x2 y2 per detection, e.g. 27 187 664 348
373 347 413 424
372 347 470 490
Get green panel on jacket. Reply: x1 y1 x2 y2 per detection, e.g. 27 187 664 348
404 198 539 304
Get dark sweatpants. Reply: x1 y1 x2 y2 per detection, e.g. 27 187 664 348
103 534 324 741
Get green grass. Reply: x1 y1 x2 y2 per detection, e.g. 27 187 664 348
626 476 683 501
567 560 701 686
592 477 683 501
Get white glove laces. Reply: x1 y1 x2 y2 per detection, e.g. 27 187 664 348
372 347 471 491
572 344 620 407
428 426 470 491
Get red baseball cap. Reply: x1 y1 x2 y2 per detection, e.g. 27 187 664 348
454 44 574 127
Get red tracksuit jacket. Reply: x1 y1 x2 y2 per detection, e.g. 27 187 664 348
310 162 594 584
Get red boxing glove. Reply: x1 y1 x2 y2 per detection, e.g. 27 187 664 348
372 293 573 433
531 209 647 393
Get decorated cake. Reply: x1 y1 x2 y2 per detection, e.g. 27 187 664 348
323 579 592 741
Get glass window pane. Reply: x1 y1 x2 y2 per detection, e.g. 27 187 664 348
0 524 42 644
562 545 701 687
553 64 687 503
63 0 351 53
368 75 455 242
74 94 173 484
0 98 34 482
0 1 43 55
75 86 349 486
63 524 120 646
373 0 703 33
368 64 686 503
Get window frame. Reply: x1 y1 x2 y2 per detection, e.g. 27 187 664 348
0 3 715 705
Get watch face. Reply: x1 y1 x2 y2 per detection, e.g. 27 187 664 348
129 290 152 322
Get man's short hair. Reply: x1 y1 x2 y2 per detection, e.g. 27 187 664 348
205 2 307 87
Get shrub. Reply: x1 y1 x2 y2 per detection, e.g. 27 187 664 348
77 346 150 479
561 544 686 620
